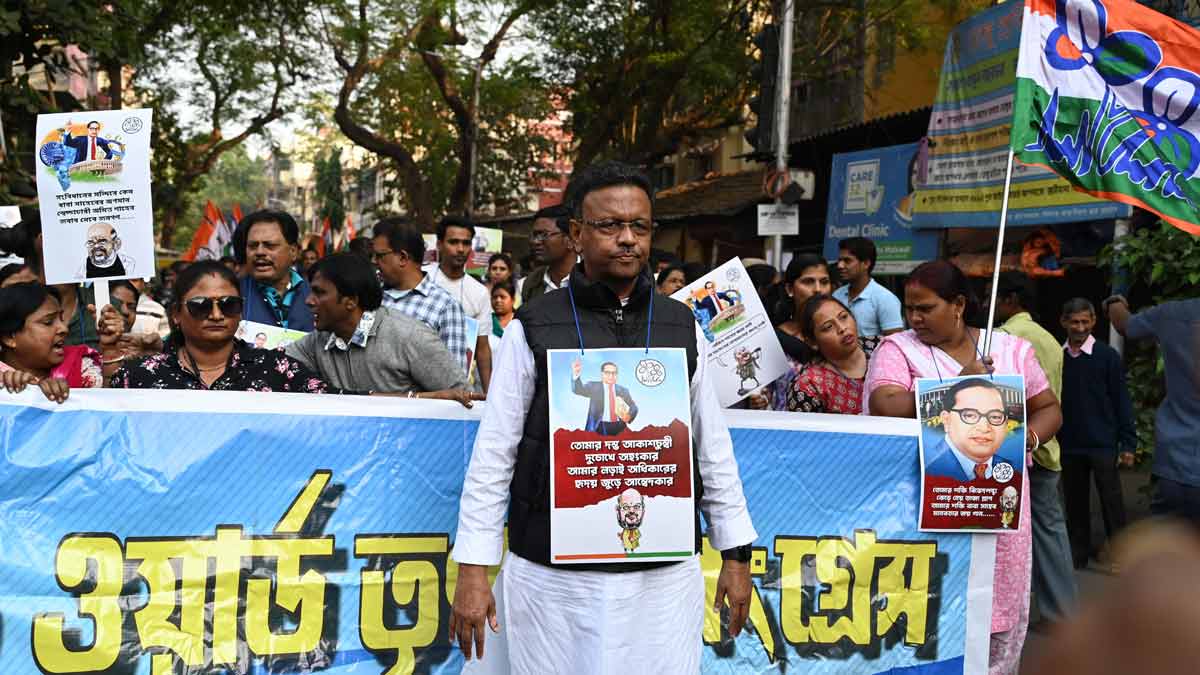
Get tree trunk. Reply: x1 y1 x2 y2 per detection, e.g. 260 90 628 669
159 206 179 251
106 60 122 109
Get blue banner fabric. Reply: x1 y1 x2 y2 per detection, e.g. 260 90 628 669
0 391 993 674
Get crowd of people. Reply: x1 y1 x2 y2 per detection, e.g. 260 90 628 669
0 158 1192 675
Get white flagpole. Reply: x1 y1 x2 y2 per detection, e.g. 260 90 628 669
982 150 1016 357
93 279 110 330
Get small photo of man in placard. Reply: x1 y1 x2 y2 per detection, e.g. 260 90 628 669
571 358 638 436
77 222 136 279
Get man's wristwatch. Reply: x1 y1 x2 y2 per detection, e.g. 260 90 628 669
721 544 752 563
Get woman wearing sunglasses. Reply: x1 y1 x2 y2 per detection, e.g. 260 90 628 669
112 261 340 392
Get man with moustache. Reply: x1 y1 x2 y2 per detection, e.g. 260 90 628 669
451 161 756 673
233 210 314 331
76 222 136 279
926 378 1016 482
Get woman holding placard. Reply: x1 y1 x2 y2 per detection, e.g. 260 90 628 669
863 260 1062 674
0 283 122 402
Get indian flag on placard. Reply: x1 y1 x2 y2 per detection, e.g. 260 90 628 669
1012 0 1200 235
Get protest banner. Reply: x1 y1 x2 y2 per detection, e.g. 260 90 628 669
236 319 309 350
825 142 941 274
911 1 1129 229
0 391 992 674
917 375 1027 532
467 226 502 278
33 109 155 284
671 257 789 407
546 347 695 563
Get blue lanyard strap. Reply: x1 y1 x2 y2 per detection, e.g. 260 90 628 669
565 278 654 355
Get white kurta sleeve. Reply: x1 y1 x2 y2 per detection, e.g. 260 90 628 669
690 324 757 551
453 318 536 565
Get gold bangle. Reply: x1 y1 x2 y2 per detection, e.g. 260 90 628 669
101 356 124 365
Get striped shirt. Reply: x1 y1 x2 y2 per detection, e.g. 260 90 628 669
381 273 469 370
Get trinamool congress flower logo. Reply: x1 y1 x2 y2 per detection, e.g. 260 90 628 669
1035 0 1200 192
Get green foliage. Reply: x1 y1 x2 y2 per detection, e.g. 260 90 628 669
1100 221 1200 462
533 0 763 166
322 0 556 221
171 145 268 249
314 147 346 233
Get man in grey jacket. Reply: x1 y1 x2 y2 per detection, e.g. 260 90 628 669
286 253 481 406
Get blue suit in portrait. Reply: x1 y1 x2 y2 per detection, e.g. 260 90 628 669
63 133 116 164
572 377 638 436
924 437 976 482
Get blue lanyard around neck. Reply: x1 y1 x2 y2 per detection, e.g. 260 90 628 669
566 281 653 355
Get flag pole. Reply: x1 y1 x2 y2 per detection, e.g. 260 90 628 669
982 150 1016 357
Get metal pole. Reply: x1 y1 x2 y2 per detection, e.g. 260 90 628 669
983 151 1016 356
1109 217 1130 356
466 61 482 219
771 0 794 268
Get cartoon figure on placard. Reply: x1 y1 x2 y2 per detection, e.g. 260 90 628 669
254 333 268 349
616 488 645 553
76 222 136 279
926 378 1014 482
733 346 763 396
572 358 638 436
999 486 1019 528
61 120 124 165
38 120 127 192
686 298 715 342
686 278 747 338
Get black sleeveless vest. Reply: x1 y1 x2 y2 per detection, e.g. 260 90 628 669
509 266 701 572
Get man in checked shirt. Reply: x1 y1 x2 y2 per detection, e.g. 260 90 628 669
371 216 470 374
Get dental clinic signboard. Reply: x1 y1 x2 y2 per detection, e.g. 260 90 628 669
824 142 940 275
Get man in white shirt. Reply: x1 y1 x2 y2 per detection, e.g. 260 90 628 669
424 216 493 391
450 161 756 673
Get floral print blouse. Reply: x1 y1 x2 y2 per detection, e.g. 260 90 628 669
112 341 347 393
786 336 880 415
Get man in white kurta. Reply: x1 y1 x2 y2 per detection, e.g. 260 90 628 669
450 161 756 674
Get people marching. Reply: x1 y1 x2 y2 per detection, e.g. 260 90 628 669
0 159 1181 675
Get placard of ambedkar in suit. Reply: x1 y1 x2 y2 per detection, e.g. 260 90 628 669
917 374 1027 533
546 347 695 564
34 109 154 284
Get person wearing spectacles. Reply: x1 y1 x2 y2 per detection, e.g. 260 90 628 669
450 161 757 672
925 377 1015 483
520 204 575 304
111 261 339 393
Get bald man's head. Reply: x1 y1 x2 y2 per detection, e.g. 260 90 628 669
85 222 120 266
616 488 645 530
